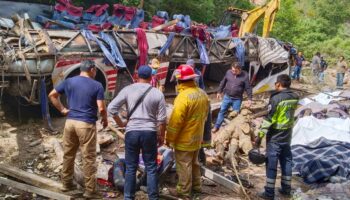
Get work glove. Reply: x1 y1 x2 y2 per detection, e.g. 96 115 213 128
254 128 268 148
254 136 262 148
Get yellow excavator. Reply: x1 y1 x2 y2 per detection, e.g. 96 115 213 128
220 0 280 37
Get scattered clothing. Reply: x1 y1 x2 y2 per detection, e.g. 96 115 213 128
135 28 149 67
233 38 245 67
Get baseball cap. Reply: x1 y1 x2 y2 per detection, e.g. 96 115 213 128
186 59 195 67
138 65 152 79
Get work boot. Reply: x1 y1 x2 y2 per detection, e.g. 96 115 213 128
83 191 102 199
278 188 291 197
212 127 219 133
168 188 191 200
61 183 77 192
257 191 274 200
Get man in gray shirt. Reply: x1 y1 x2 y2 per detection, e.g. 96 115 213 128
108 65 167 200
311 52 321 80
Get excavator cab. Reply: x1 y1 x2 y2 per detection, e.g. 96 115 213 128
219 0 280 38
219 7 246 26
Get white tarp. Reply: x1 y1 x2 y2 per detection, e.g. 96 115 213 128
299 91 343 106
291 116 350 146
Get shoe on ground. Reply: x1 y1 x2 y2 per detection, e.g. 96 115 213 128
257 191 274 200
212 127 219 133
83 191 102 199
278 188 291 197
168 188 191 200
61 183 77 192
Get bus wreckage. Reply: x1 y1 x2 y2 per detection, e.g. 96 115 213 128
0 1 291 107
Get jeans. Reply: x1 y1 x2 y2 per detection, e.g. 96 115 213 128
292 65 301 80
318 71 325 82
336 73 345 88
214 95 242 129
124 131 158 200
264 142 292 197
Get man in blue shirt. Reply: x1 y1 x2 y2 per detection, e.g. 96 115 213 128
48 60 108 199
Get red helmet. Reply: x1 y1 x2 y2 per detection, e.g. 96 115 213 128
174 64 199 80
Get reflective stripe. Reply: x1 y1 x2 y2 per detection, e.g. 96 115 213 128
271 99 298 130
282 176 292 181
273 122 294 130
261 119 272 129
281 179 291 186
266 178 276 184
266 182 275 188
167 126 177 132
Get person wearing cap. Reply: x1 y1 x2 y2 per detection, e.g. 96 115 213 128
166 65 209 199
212 63 253 133
108 65 167 200
48 60 108 199
186 59 205 89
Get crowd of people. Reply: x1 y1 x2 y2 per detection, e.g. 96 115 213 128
292 51 348 89
48 57 325 200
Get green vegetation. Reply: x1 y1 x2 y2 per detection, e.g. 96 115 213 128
18 0 350 62
271 0 350 62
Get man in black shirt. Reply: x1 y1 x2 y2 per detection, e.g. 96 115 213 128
212 63 252 133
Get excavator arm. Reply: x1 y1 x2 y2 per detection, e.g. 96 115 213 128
221 0 280 38
262 0 280 37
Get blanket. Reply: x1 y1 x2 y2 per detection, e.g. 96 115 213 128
292 137 350 184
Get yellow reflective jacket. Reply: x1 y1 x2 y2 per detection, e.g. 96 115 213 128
166 81 209 151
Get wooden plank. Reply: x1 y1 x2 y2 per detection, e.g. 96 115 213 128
201 166 241 193
0 177 72 200
0 164 63 192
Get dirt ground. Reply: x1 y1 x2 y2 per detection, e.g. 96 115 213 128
0 66 348 199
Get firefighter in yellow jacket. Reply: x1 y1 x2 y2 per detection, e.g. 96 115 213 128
166 64 209 198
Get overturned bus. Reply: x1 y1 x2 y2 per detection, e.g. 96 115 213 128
0 1 292 106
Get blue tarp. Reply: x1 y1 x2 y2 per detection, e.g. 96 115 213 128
233 38 245 66
99 32 127 68
159 32 175 56
196 39 210 65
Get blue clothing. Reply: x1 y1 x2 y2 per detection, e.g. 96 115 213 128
336 73 345 88
265 139 292 197
294 55 304 67
214 95 242 129
292 65 301 80
319 71 325 82
55 76 104 124
124 131 158 200
194 68 205 90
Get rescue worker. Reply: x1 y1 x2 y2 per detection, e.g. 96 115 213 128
166 65 209 199
255 74 299 200
185 59 211 165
